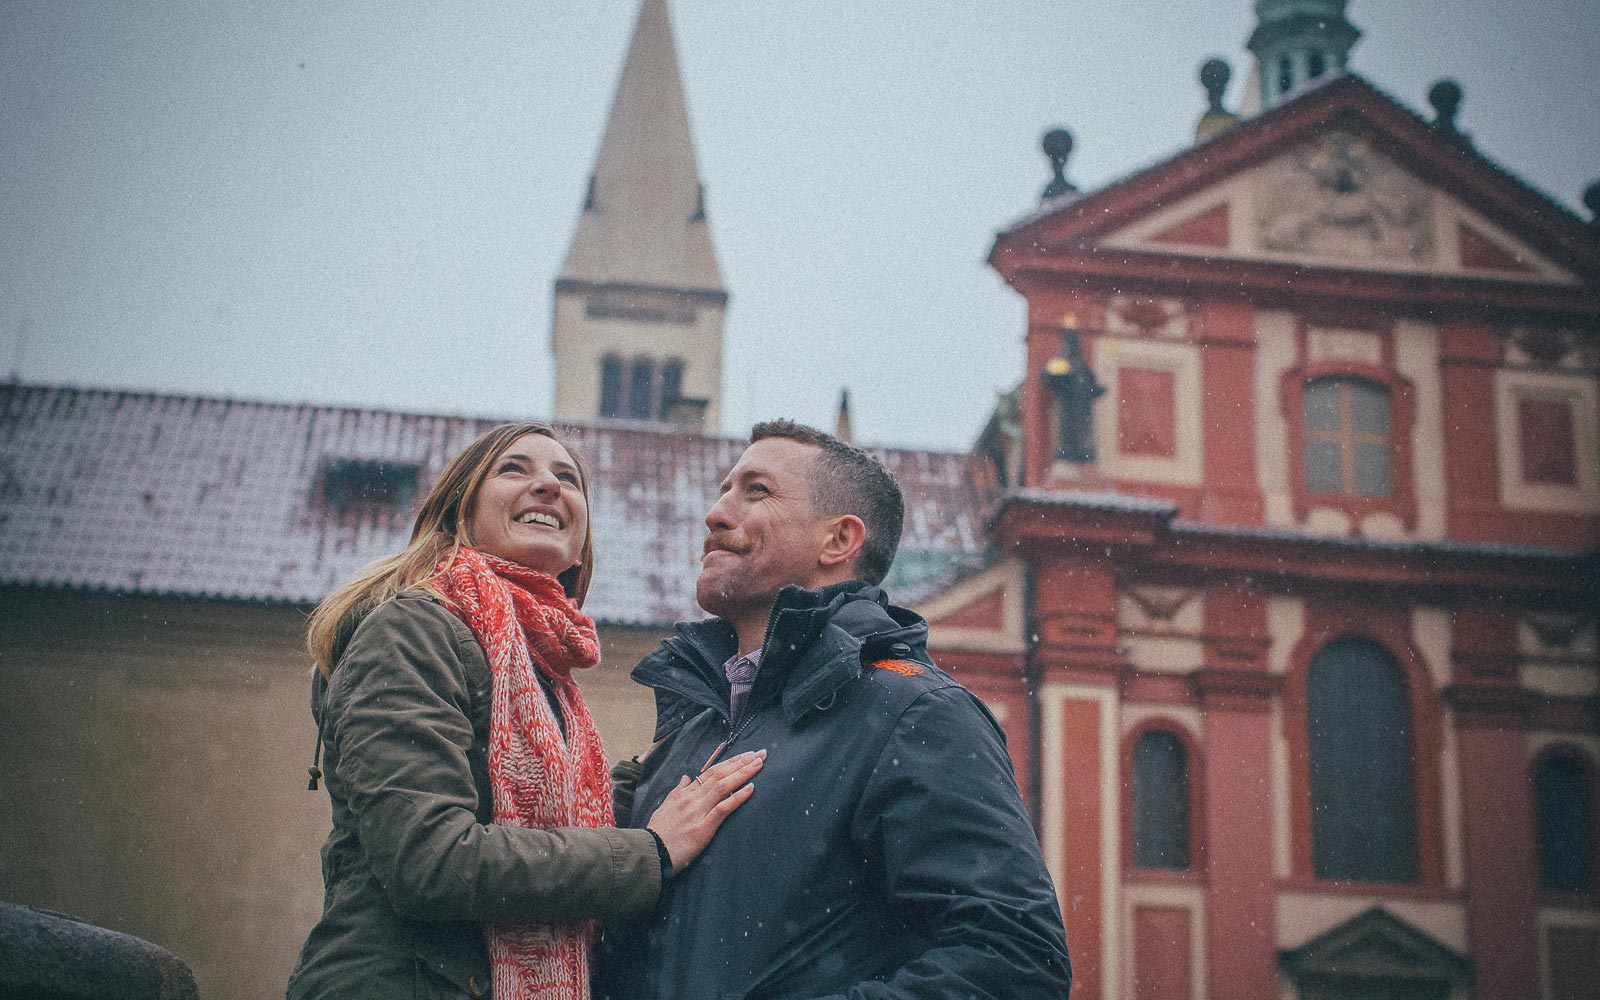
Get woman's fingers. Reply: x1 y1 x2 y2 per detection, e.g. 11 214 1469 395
685 750 763 806
699 753 762 811
644 750 767 874
703 749 766 780
708 781 756 820
715 754 763 798
701 750 765 799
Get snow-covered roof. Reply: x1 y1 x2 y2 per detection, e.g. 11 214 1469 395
0 384 996 625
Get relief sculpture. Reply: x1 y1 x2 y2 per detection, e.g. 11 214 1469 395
1256 130 1435 263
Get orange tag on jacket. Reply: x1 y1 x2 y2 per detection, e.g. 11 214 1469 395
872 659 924 678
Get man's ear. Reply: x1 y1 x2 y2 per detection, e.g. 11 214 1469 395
818 514 867 572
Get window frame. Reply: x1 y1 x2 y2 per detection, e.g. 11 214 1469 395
1283 610 1445 894
1304 637 1419 884
659 358 685 418
598 354 624 418
1531 745 1600 902
1121 719 1206 885
626 357 656 421
1301 376 1393 499
317 458 421 528
1281 332 1417 530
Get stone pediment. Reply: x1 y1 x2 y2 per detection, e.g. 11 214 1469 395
1280 907 1472 991
992 75 1600 297
913 558 1027 655
1099 128 1579 285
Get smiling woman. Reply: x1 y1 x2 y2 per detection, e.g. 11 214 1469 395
289 422 763 1000
464 432 591 579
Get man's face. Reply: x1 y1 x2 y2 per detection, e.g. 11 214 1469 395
697 437 832 622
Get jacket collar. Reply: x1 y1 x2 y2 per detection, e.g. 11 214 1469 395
634 580 930 724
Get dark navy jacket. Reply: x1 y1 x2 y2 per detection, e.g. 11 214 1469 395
597 581 1071 1000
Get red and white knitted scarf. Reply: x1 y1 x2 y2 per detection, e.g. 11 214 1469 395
435 546 612 1000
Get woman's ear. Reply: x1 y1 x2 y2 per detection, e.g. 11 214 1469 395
818 514 866 571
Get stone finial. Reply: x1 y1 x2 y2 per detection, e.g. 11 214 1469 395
1195 58 1241 143
1201 59 1231 112
1427 79 1471 147
1041 128 1077 201
1583 180 1600 229
1428 79 1461 126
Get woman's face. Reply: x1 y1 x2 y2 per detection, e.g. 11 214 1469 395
465 433 589 577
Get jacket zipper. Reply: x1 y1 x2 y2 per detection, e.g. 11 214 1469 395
697 600 784 773
699 708 760 775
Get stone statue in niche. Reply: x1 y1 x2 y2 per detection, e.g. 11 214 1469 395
1042 324 1105 462
1256 130 1435 262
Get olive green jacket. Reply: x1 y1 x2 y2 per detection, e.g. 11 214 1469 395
288 594 661 1000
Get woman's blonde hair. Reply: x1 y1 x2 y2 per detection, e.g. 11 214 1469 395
306 422 596 678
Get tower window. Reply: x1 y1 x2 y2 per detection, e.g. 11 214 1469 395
628 359 656 420
1308 51 1326 80
1278 55 1294 96
659 359 684 417
599 355 624 418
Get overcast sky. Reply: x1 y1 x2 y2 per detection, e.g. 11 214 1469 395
4 1 1597 451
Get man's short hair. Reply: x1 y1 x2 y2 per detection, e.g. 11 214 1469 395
750 419 904 586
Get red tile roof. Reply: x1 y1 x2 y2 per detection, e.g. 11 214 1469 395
0 384 996 625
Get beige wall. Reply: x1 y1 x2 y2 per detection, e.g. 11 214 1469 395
0 588 665 1000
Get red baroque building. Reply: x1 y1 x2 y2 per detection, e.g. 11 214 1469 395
925 34 1600 1000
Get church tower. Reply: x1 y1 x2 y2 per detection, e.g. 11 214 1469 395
552 0 726 431
1247 0 1361 107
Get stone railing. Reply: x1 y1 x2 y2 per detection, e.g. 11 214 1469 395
0 901 198 999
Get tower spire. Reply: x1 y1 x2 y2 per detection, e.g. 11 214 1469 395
551 0 727 431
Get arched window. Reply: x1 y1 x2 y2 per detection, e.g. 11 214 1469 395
1307 638 1417 883
1307 50 1326 80
598 355 624 418
1277 55 1294 96
1131 729 1190 870
1535 752 1596 893
1303 377 1392 498
627 358 655 420
659 359 684 417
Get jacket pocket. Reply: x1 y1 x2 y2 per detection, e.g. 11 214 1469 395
413 927 490 999
412 958 487 1000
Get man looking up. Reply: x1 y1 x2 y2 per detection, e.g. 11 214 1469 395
599 420 1071 1000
